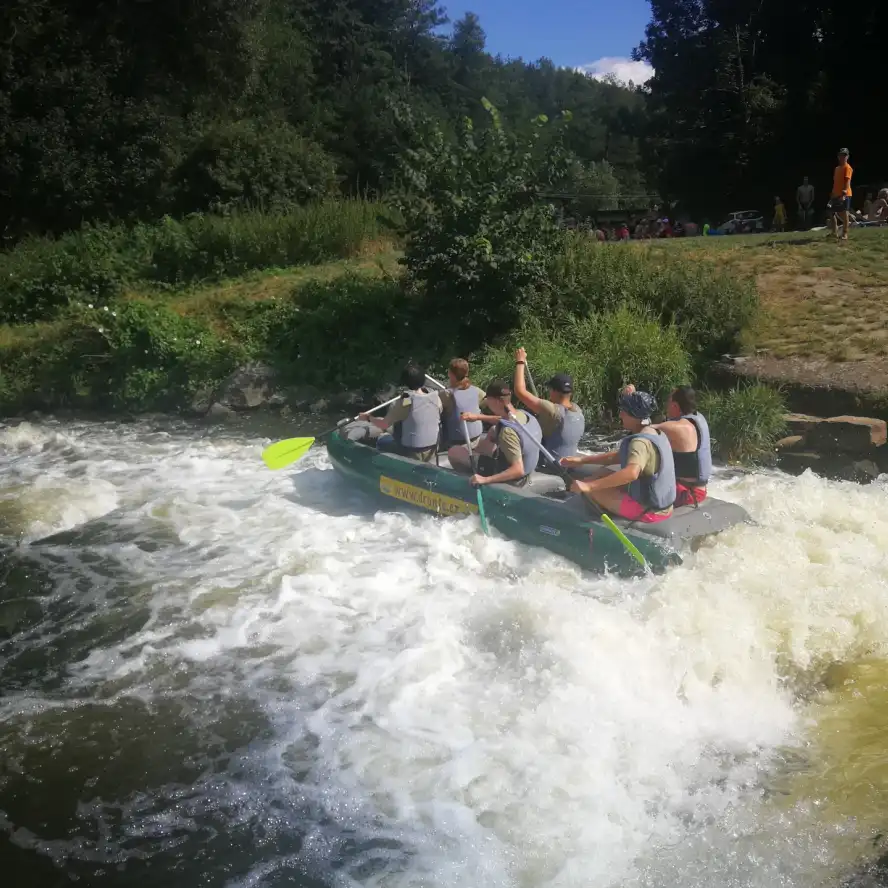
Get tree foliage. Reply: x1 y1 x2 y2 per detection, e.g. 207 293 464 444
636 0 888 216
392 101 571 348
0 0 651 243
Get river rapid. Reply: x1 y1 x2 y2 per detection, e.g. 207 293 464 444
2 416 888 888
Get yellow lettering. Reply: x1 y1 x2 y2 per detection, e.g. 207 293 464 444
379 476 478 516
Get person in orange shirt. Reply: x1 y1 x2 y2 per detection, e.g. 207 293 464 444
829 148 853 241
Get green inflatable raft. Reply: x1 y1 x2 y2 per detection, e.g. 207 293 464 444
327 425 752 575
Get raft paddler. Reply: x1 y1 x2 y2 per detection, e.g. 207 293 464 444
359 362 442 462
512 347 585 464
560 390 676 523
449 380 543 487
438 358 484 448
652 385 712 506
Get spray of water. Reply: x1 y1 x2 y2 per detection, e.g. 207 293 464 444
1 418 887 887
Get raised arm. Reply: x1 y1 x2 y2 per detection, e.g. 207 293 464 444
513 347 545 412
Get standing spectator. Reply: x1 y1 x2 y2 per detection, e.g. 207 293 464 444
829 148 853 241
772 197 787 232
796 176 815 229
863 192 875 217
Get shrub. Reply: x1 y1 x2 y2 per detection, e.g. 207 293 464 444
172 119 339 214
550 233 759 359
699 384 787 463
0 225 144 324
391 99 571 349
0 201 383 323
0 301 243 413
146 201 381 283
473 306 691 420
90 301 243 410
236 274 450 393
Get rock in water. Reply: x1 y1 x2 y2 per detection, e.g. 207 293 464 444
206 402 237 423
218 363 278 410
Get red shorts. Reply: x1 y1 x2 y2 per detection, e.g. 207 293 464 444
675 483 707 507
617 495 673 523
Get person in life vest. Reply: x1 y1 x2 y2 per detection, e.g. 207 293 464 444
560 390 676 523
449 380 542 487
438 358 484 448
511 347 585 467
359 362 441 462
651 385 712 507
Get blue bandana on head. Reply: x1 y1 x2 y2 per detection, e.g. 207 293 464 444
618 391 658 422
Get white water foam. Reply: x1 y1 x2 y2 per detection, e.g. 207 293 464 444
2 419 888 887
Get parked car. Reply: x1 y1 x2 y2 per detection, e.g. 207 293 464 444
719 210 765 234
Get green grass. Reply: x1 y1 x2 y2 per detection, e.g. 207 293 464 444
656 227 888 362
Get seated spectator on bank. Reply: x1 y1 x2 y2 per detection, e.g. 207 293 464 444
866 189 888 222
863 193 875 218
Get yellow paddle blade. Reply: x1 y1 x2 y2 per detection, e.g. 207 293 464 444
261 437 315 470
601 514 647 568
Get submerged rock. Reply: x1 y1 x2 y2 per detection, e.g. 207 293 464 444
205 402 237 423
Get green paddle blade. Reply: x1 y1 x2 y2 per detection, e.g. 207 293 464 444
476 488 489 535
601 514 647 568
261 436 315 470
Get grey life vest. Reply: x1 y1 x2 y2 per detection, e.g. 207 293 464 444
494 411 542 477
671 413 712 484
542 403 585 460
443 385 483 443
619 429 676 511
396 389 441 451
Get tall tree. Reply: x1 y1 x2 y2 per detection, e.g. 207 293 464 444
636 0 888 216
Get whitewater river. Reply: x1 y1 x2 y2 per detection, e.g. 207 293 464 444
2 417 888 888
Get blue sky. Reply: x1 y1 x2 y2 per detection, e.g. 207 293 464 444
441 0 654 82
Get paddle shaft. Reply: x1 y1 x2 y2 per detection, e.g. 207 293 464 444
503 414 648 569
424 374 474 466
425 374 489 533
523 361 538 397
424 373 478 462
321 394 400 438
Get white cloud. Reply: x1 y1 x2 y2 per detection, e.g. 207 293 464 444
576 57 654 86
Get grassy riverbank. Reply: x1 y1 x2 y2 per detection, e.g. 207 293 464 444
660 228 888 400
0 204 792 460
